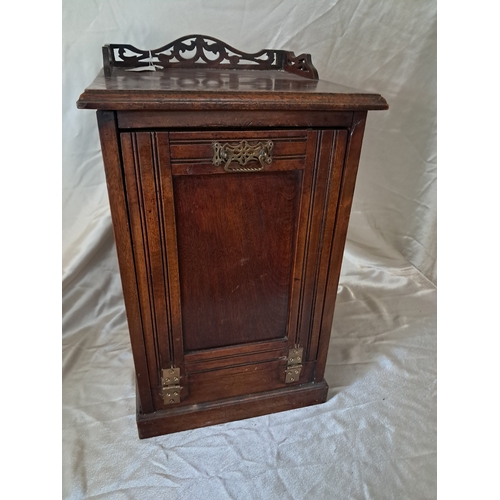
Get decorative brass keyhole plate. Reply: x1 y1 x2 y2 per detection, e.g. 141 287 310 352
212 140 273 172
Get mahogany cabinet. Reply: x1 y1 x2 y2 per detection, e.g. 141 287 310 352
77 35 388 438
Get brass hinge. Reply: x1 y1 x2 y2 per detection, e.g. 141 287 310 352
162 367 181 404
285 346 303 383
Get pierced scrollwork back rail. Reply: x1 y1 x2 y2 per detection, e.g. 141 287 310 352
102 34 318 80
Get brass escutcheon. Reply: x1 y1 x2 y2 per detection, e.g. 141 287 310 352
212 140 273 172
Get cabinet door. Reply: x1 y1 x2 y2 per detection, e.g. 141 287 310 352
120 129 347 410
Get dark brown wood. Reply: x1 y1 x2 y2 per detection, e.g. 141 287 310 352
184 338 286 364
104 34 318 79
77 67 388 112
314 111 368 382
155 133 185 369
308 131 348 359
118 127 331 410
117 110 353 129
174 171 300 351
120 132 173 386
185 344 288 373
79 37 387 438
137 380 329 438
96 111 154 413
296 130 347 360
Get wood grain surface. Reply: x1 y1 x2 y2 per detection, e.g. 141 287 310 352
175 171 301 351
81 39 387 436
77 68 388 111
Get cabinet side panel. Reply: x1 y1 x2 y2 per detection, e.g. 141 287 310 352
174 171 302 351
314 112 367 382
96 111 154 413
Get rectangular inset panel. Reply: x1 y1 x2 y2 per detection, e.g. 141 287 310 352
186 359 286 404
174 171 302 351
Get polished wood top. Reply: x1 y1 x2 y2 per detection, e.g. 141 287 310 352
77 67 388 111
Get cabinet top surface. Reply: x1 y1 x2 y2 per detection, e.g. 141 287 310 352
78 68 388 111
76 35 388 112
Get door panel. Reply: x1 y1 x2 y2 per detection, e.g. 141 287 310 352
120 129 346 410
174 170 301 351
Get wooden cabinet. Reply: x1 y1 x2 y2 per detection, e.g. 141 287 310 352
77 35 387 438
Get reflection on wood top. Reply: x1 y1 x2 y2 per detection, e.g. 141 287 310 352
77 68 388 111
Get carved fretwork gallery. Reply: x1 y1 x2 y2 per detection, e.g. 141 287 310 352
103 34 318 79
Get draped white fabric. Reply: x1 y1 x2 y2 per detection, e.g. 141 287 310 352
63 1 436 498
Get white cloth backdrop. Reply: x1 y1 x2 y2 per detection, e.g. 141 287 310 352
62 1 437 498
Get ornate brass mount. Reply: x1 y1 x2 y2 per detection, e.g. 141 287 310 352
212 140 273 173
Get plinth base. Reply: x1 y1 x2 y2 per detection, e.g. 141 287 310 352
137 380 329 438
